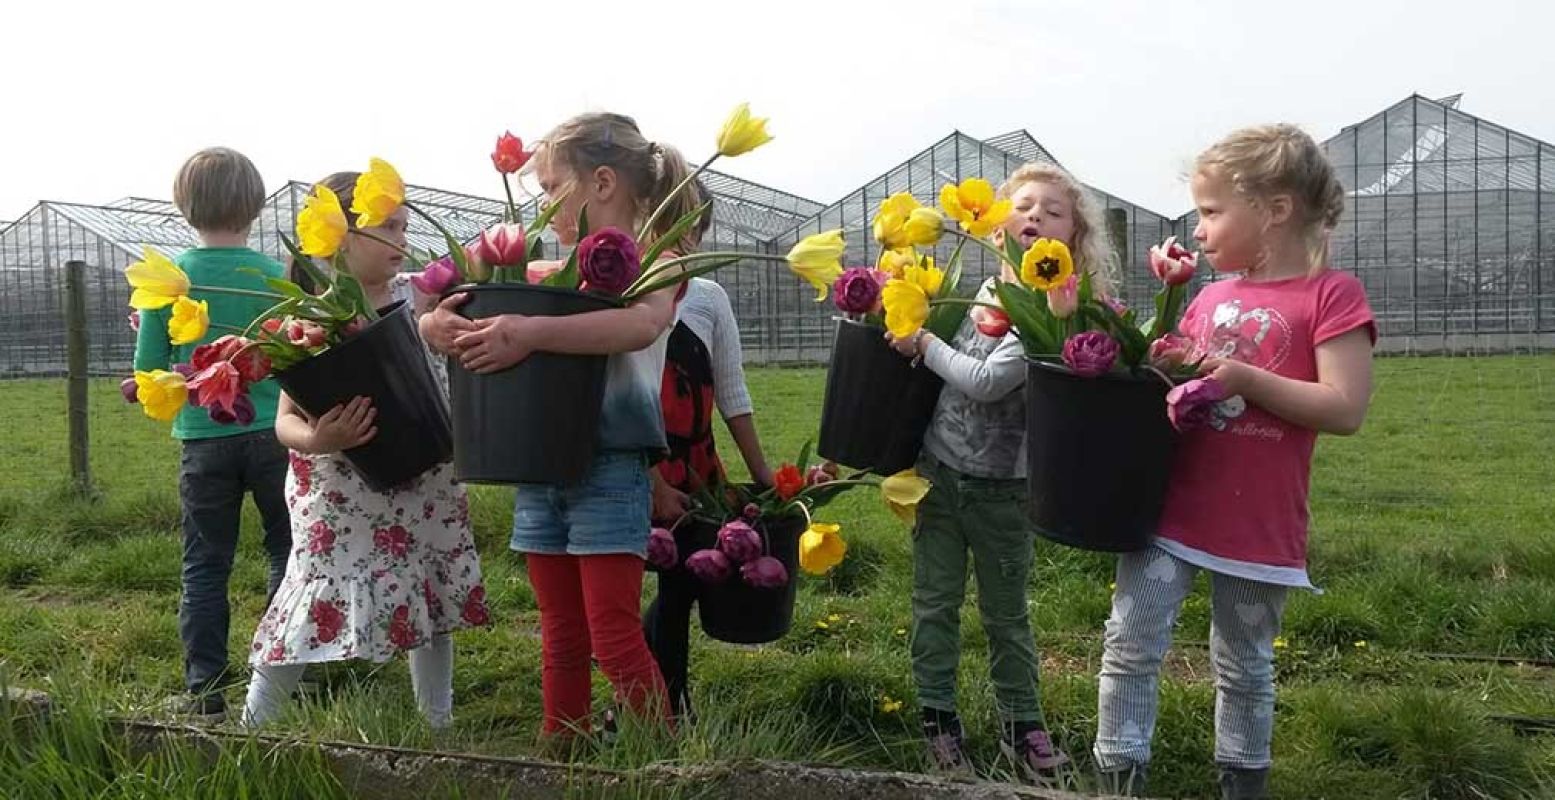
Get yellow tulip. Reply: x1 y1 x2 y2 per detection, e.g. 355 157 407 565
881 468 931 524
877 247 917 278
166 296 210 345
939 178 1014 239
134 369 188 422
798 522 847 575
881 261 944 339
785 229 846 301
298 184 349 258
716 103 773 158
872 193 944 250
125 247 191 310
352 157 405 229
1020 238 1075 290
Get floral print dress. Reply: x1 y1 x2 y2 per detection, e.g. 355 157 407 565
249 275 488 667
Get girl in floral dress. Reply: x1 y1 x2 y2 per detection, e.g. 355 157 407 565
239 171 488 729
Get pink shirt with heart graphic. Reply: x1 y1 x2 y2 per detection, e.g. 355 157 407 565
1153 269 1375 589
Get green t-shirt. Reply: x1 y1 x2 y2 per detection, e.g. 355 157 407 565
132 247 285 440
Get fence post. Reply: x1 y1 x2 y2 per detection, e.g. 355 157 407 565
65 260 94 497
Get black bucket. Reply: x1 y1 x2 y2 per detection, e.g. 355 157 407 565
448 283 620 485
273 300 452 493
673 514 805 645
1024 359 1177 552
817 319 944 476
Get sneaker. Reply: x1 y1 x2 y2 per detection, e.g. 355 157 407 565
925 730 975 778
157 692 228 723
1000 728 1072 787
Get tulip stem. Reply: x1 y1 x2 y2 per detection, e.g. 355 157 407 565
622 250 787 299
946 229 1016 269
189 284 289 302
346 229 424 268
501 174 519 224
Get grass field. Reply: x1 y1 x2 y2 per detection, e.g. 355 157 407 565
2 355 1553 798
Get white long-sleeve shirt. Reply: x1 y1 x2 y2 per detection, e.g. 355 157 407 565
674 278 754 419
919 279 1028 479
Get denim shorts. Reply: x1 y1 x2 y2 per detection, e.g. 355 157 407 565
510 451 651 557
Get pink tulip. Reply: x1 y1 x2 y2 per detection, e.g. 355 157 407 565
1166 377 1229 432
1148 236 1197 286
410 257 459 296
646 527 678 571
1046 275 1079 319
1148 334 1194 371
284 320 327 349
120 376 139 404
527 262 563 284
686 549 732 584
1061 331 1119 378
741 556 789 589
127 311 141 332
473 223 526 267
716 520 763 563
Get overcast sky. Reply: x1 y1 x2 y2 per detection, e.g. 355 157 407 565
2 0 1550 223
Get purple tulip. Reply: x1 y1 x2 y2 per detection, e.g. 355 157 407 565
410 257 459 296
171 363 195 379
717 520 763 563
577 227 641 296
646 527 678 571
1061 331 1120 378
120 376 139 404
1166 377 1229 432
686 548 732 584
207 392 256 426
741 556 789 589
831 267 883 315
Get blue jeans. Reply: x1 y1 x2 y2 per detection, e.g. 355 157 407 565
178 430 292 697
510 451 651 558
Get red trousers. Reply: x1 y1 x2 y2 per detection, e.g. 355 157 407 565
525 553 671 734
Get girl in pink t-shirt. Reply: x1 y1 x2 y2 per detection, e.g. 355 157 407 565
1093 125 1376 799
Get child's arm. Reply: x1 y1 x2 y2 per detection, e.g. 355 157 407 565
1204 327 1373 435
454 286 677 374
132 308 172 372
890 331 1026 403
275 393 378 454
724 415 774 487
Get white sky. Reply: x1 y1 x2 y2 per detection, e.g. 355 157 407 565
2 0 1551 222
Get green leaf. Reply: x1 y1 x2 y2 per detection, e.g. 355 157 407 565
263 278 307 299
1003 234 1025 271
526 198 566 239
994 281 1058 355
796 440 813 473
640 200 712 270
576 204 590 240
623 255 743 301
542 248 580 289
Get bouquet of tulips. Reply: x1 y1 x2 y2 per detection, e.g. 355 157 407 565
646 443 930 589
404 103 790 303
122 158 465 424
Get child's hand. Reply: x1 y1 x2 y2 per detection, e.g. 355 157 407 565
420 293 477 356
307 396 377 454
1199 358 1257 397
884 330 928 358
650 477 691 523
455 314 536 374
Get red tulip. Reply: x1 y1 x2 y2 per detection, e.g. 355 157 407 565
491 132 531 175
1148 236 1198 286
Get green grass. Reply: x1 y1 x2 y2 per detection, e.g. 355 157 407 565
1 356 1553 798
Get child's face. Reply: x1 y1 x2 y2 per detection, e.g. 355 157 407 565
1191 169 1265 274
534 155 581 246
343 206 409 284
1001 180 1076 250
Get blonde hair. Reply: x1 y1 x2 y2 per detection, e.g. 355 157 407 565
1194 123 1345 269
531 112 702 251
173 147 266 233
997 163 1117 296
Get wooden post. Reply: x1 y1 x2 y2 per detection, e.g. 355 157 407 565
65 259 93 497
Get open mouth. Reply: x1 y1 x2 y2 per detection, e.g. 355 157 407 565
1017 226 1041 246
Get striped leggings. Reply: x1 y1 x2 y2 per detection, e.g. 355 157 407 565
1094 546 1289 770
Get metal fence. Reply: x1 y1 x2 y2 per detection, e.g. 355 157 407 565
4 95 1553 377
